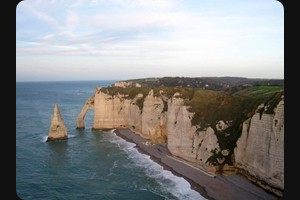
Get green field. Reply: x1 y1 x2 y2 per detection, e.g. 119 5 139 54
232 85 284 98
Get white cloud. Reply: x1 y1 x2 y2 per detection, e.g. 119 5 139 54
137 0 177 8
70 0 85 7
116 0 180 9
65 11 80 31
20 1 62 30
91 0 180 9
69 0 179 9
88 11 198 32
16 0 284 81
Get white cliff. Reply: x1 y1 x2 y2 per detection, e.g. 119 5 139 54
234 97 284 196
92 89 142 131
141 90 167 142
77 87 284 196
77 96 94 129
80 88 222 172
47 104 68 141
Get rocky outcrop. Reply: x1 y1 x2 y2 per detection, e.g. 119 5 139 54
234 97 284 196
77 96 94 129
47 104 68 141
113 81 141 88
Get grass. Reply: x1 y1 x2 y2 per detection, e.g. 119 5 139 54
232 85 284 98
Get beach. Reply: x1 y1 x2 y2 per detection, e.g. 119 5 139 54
114 128 279 200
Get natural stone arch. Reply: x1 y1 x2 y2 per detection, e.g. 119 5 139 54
76 96 94 129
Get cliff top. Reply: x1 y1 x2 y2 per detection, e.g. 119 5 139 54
98 78 283 154
115 76 284 91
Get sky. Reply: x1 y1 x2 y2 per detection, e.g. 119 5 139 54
16 0 284 81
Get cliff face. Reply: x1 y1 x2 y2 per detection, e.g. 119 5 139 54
47 104 68 141
234 98 284 196
77 96 94 129
92 89 142 130
92 89 167 142
166 94 220 173
86 88 224 172
78 87 284 196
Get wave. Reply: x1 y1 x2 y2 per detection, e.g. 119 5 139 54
107 129 116 134
41 134 75 142
108 132 206 200
112 160 118 169
41 136 48 142
107 160 118 177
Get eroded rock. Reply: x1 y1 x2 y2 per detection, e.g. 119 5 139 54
47 104 68 141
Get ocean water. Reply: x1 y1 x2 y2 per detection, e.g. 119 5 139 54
16 81 205 200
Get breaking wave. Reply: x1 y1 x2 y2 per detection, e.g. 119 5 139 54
107 132 206 200
41 134 75 142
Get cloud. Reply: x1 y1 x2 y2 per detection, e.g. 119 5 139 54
20 1 61 30
18 6 280 61
16 0 284 81
90 12 189 30
70 0 87 7
111 0 180 9
70 0 180 9
66 11 80 31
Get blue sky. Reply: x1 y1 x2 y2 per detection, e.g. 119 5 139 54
16 0 284 81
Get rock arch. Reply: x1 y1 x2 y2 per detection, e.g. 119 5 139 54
76 96 94 129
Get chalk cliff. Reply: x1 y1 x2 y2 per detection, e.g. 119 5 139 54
80 88 238 172
77 86 284 196
77 96 94 129
234 97 284 196
47 104 68 141
166 94 222 173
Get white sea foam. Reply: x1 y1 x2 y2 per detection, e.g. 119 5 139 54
41 136 48 142
41 134 74 142
108 129 117 134
108 132 207 200
112 160 118 169
108 160 119 177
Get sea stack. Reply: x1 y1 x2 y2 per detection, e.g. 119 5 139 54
47 104 68 141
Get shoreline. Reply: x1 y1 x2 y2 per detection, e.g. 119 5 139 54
113 128 279 200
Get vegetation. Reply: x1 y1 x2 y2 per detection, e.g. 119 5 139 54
100 86 150 99
128 77 284 91
206 148 220 166
100 87 151 111
201 86 283 166
162 100 168 113
231 85 284 98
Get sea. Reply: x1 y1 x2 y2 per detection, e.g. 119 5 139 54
16 81 205 200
